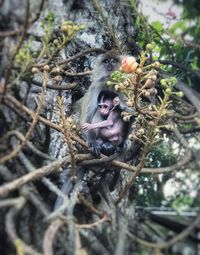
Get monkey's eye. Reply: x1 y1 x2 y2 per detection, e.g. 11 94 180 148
113 59 119 63
103 59 109 64
99 105 108 109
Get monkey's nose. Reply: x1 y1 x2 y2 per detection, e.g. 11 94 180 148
107 64 113 71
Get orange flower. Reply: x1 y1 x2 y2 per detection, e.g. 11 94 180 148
120 56 138 73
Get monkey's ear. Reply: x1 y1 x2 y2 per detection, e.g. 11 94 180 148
113 97 120 106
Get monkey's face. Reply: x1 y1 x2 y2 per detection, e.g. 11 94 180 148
98 101 113 116
93 51 122 82
102 57 120 72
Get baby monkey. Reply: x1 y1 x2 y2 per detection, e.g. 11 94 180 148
82 91 128 155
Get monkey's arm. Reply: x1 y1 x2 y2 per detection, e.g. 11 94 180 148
82 118 113 131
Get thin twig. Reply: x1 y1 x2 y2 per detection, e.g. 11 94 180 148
3 130 56 161
175 81 200 115
57 48 106 66
159 60 200 79
127 213 200 249
115 92 193 204
4 94 88 148
32 79 77 90
60 96 77 183
3 0 30 93
17 150 69 215
0 154 90 197
78 193 105 218
0 0 45 37
1 92 193 174
64 70 92 77
43 218 63 255
0 70 48 164
76 214 109 229
0 155 69 197
5 196 43 255
0 197 22 208
2 95 192 175
166 30 200 50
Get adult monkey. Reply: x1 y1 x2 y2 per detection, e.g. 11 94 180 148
79 50 134 155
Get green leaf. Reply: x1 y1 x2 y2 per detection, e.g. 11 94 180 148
168 20 187 34
136 16 140 29
151 21 163 32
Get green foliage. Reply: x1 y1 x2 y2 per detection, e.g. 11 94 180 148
178 0 200 18
168 20 187 34
190 56 199 71
15 39 34 65
165 169 200 210
160 77 177 89
188 16 200 40
135 16 141 30
129 0 152 47
107 71 125 86
138 250 152 255
151 21 163 33
181 123 193 130
13 12 84 85
128 0 200 92
172 195 195 210
41 11 55 30
14 38 35 82
134 1 200 90
39 17 84 60
38 11 56 59
134 174 164 207
145 141 176 168
125 0 200 213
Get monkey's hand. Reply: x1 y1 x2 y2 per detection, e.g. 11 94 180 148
82 123 93 131
90 143 101 157
113 96 120 106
